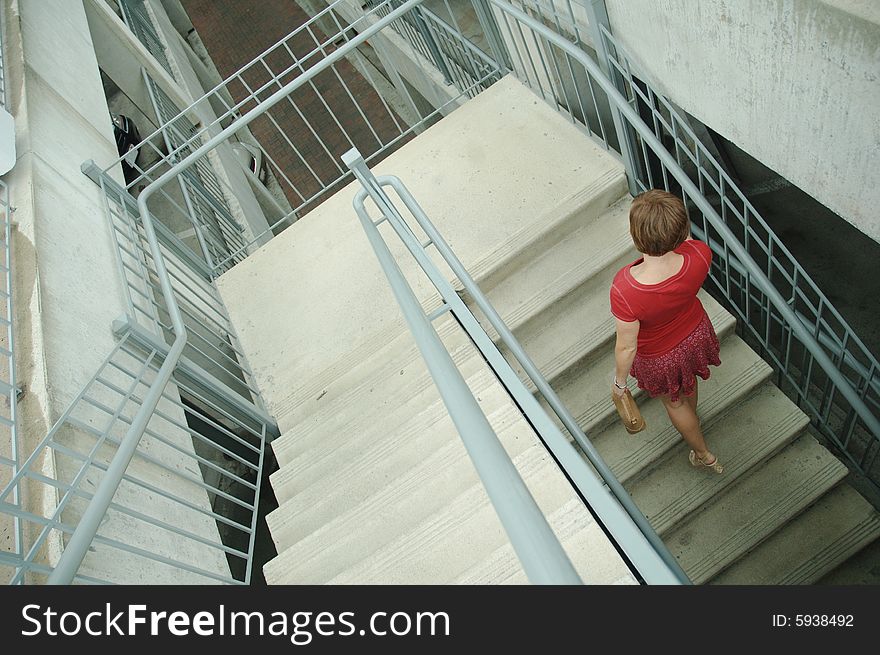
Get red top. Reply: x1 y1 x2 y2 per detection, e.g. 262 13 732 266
609 239 712 357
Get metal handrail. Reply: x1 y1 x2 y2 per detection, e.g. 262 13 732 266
346 154 582 584
488 0 879 439
345 150 686 583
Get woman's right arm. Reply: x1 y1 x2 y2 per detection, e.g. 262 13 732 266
613 318 640 396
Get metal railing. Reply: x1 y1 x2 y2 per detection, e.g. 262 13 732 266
483 0 879 481
116 0 174 77
0 152 277 583
0 180 20 583
86 163 267 415
41 0 872 583
102 0 503 276
368 0 502 97
346 150 685 584
0 331 269 584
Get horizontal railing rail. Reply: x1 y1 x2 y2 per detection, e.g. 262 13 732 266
345 150 686 584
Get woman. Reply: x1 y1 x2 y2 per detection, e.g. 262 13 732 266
609 189 723 473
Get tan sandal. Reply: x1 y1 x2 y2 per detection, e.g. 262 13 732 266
689 449 724 474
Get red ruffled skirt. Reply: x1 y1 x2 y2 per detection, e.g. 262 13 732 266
630 312 721 403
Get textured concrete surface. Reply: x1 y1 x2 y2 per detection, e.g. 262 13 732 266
216 74 623 427
605 0 880 243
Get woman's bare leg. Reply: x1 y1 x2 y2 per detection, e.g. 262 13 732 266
683 379 699 414
660 393 716 464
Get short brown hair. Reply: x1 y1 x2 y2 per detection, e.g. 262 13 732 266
628 189 689 256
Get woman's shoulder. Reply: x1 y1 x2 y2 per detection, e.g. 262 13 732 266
680 239 712 266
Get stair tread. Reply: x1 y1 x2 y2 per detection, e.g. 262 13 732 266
263 401 545 580
322 445 632 585
468 168 628 291
452 497 639 585
817 536 880 585
321 444 566 584
667 434 849 583
270 316 473 462
270 365 499 502
627 383 809 535
266 391 524 547
483 197 634 333
710 484 880 584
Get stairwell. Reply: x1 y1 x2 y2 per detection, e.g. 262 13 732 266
216 75 880 584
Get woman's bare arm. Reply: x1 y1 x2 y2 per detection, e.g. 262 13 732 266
613 318 640 395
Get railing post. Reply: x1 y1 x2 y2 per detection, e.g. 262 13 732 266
406 3 455 85
470 0 511 72
579 0 642 196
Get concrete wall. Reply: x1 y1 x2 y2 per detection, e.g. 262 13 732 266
602 0 880 243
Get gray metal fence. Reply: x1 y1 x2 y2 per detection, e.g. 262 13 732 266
368 0 502 97
143 72 249 273
0 331 269 584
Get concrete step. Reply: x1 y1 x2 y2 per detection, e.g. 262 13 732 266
452 497 639 585
496 247 635 382
269 316 478 466
588 334 774 485
627 383 809 536
467 167 628 293
269 348 494 498
263 394 543 583
666 433 849 583
710 484 880 584
816 535 880 585
324 444 632 584
268 198 633 469
266 374 521 547
477 195 634 337
268 364 502 504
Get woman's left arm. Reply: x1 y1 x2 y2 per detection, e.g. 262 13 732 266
613 318 640 396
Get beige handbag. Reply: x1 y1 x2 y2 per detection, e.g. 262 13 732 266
612 387 646 434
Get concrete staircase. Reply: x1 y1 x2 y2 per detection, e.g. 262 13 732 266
216 75 880 584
